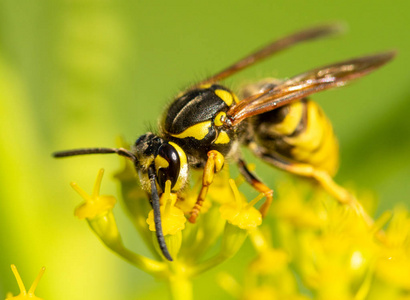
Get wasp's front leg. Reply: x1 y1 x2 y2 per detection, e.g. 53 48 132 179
189 150 224 223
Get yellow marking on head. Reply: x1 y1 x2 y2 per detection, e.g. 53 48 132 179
170 121 212 140
169 142 188 191
215 89 234 106
199 83 212 89
214 131 230 144
214 111 226 127
155 155 169 169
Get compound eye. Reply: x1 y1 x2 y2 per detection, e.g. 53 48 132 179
154 143 181 190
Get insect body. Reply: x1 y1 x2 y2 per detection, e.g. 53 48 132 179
54 25 395 261
163 84 241 166
242 80 339 175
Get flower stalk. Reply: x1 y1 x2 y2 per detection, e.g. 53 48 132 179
71 169 166 275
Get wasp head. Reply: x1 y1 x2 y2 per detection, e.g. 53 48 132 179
134 133 188 194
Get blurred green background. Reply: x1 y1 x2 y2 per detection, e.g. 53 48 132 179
0 1 409 299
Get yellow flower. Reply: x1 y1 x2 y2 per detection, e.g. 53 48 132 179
207 166 235 205
71 169 116 220
249 248 289 275
272 180 323 229
147 197 186 236
375 208 410 289
146 180 186 236
70 168 167 274
219 179 262 230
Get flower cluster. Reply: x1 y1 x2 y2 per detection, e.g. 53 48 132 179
58 142 410 300
68 155 265 299
219 178 410 300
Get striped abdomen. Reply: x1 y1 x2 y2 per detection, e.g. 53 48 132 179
249 99 339 176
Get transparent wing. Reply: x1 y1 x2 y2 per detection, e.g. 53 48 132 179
226 51 395 126
194 24 343 87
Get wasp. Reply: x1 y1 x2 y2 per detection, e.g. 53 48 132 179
54 25 395 261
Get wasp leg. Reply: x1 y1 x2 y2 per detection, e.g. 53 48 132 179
237 158 273 218
248 142 375 228
189 150 225 223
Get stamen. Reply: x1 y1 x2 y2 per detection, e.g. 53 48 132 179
164 180 173 216
92 169 105 198
70 182 92 202
10 264 26 295
28 267 45 295
246 193 265 209
371 210 392 238
228 179 242 206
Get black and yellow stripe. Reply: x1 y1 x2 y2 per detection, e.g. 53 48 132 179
251 99 339 175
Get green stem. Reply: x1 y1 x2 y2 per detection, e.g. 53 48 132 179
190 253 229 277
168 274 193 300
111 244 167 275
191 223 249 276
87 217 167 276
